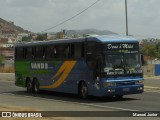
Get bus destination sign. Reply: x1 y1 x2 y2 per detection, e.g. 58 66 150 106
106 43 139 51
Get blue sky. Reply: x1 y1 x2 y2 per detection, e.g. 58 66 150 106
0 0 160 38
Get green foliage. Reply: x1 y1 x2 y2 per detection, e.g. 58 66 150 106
36 34 47 41
0 55 5 64
141 43 160 59
22 36 32 42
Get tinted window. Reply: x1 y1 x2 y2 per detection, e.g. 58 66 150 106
16 48 24 59
46 46 57 59
63 45 70 58
45 43 84 59
87 42 101 54
35 46 45 59
26 47 33 59
56 45 70 59
71 43 84 58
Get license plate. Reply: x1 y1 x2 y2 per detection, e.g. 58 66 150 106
123 88 130 92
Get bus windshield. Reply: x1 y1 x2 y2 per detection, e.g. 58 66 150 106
104 53 142 76
125 53 141 72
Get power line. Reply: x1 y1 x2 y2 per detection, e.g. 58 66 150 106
40 0 101 33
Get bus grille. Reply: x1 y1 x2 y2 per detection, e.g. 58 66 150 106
116 81 135 86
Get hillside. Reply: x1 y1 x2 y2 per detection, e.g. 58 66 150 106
0 18 29 34
65 29 117 36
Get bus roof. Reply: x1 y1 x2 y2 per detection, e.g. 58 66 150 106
15 35 139 47
93 35 138 43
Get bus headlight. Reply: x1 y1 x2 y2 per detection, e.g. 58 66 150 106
103 82 116 87
135 80 143 84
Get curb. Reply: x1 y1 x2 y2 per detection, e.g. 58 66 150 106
145 86 160 89
144 76 160 79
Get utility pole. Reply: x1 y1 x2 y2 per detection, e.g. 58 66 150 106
125 0 128 36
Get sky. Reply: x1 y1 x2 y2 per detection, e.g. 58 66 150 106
0 0 160 38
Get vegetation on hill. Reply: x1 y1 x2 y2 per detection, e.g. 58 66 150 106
0 18 29 33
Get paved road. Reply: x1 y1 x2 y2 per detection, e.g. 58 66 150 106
0 77 160 119
144 78 160 88
0 80 160 111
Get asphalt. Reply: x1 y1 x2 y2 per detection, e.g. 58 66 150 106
0 81 159 109
0 74 160 119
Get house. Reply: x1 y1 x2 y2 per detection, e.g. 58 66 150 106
0 38 14 59
1 30 16 38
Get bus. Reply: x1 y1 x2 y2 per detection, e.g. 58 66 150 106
14 35 144 99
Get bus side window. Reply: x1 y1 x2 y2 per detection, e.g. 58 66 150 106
70 43 83 58
63 45 70 58
16 48 24 59
56 45 63 59
46 46 56 59
26 47 34 59
35 46 44 59
87 42 102 55
70 44 75 58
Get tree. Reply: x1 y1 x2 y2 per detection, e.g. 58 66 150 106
141 43 160 59
0 55 5 64
36 34 47 41
155 42 160 59
22 36 32 42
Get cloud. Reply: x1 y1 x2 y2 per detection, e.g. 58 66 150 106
126 0 160 36
0 0 160 37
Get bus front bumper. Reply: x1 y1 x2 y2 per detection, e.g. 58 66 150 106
100 84 144 97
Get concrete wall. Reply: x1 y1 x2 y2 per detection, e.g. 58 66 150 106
143 65 154 77
3 60 14 67
143 64 160 77
0 73 14 81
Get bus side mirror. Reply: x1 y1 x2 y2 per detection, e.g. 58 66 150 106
141 54 144 66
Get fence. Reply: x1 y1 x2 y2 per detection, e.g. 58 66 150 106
0 65 14 73
143 64 160 77
0 60 14 73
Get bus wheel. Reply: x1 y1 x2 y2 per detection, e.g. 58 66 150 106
33 80 40 94
79 82 88 99
27 80 33 93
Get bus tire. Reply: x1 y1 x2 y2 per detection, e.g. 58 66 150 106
79 82 88 99
26 79 33 93
33 80 40 94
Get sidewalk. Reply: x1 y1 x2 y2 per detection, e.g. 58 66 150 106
144 75 160 79
0 73 14 81
144 76 160 88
